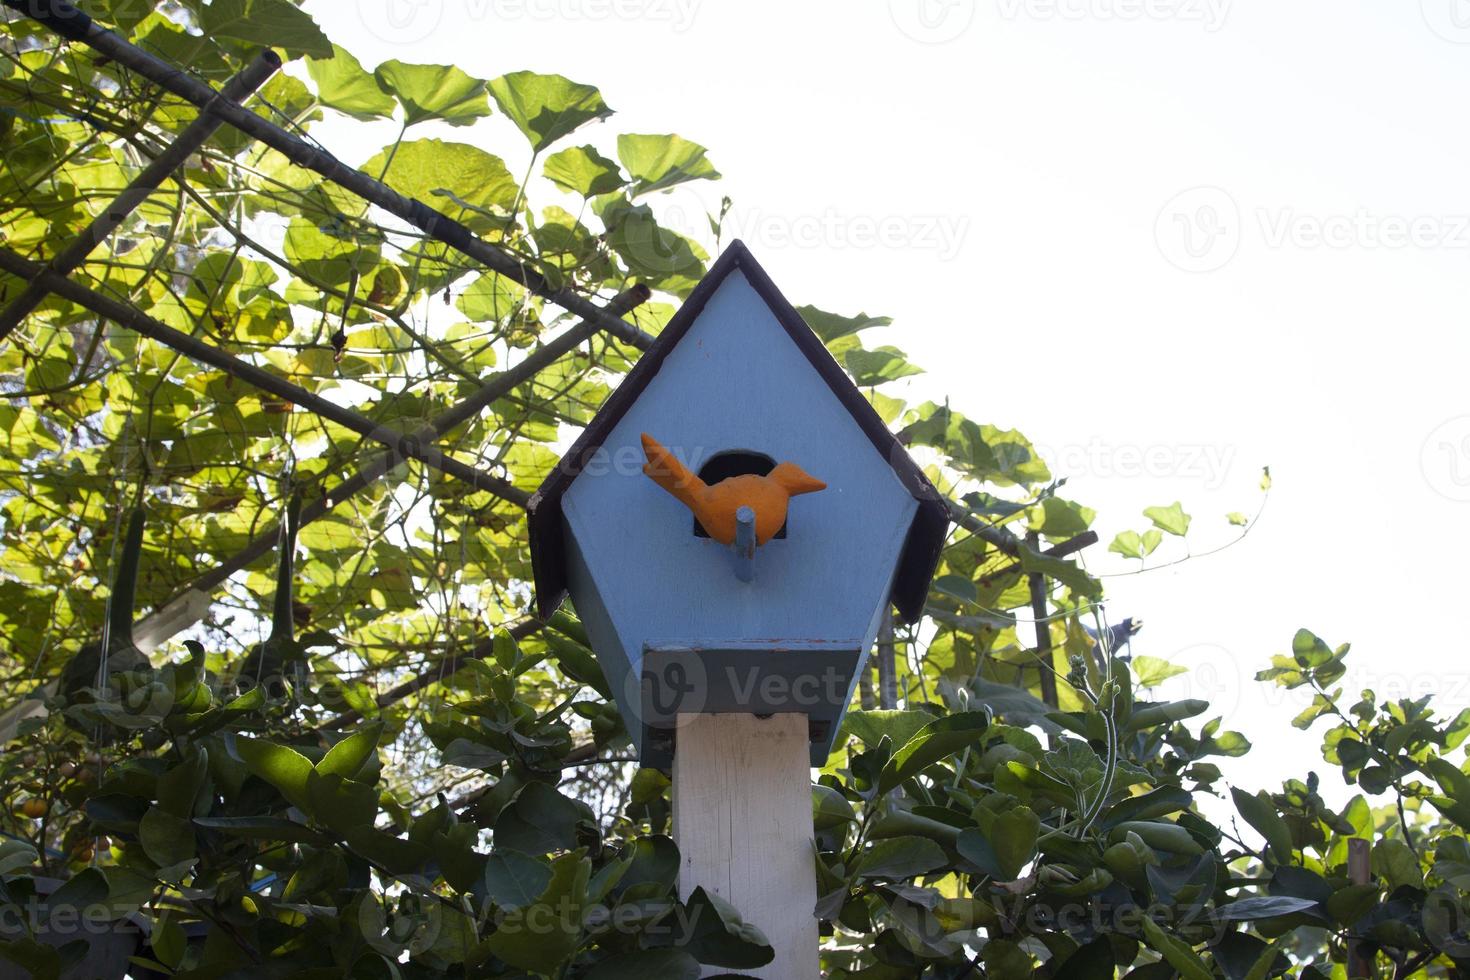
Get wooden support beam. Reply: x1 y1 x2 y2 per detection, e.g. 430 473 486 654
0 48 280 340
672 713 818 979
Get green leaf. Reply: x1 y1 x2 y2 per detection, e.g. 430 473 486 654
855 836 947 879
1018 545 1102 600
192 816 328 845
544 145 626 197
1230 787 1293 863
586 949 701 980
880 711 989 792
234 737 315 812
843 346 923 386
343 826 432 875
683 887 775 969
1143 501 1191 536
1109 530 1145 560
139 806 196 868
1291 628 1337 669
812 784 857 830
1140 914 1213 980
157 748 208 817
44 868 109 923
306 771 380 834
488 71 612 152
1132 656 1187 688
617 134 721 196
1214 896 1320 921
841 710 935 752
306 46 396 121
457 272 526 322
199 0 332 58
965 807 1041 881
481 849 552 911
1028 498 1095 537
494 782 593 855
361 140 518 225
373 61 492 127
318 721 383 780
485 851 589 973
795 306 892 345
1227 511 1249 526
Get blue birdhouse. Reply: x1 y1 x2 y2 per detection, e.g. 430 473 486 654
528 242 949 766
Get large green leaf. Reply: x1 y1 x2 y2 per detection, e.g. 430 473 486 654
374 61 492 127
617 134 721 196
484 851 589 973
318 721 383 780
199 0 332 58
1143 501 1191 536
855 836 947 879
360 139 518 225
480 849 552 911
544 145 625 197
307 46 396 121
489 71 612 152
1230 787 1294 863
234 737 314 812
880 711 989 792
586 949 701 980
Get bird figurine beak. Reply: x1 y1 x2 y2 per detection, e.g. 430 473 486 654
769 462 827 497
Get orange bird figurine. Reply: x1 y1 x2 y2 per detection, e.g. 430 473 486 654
641 433 826 546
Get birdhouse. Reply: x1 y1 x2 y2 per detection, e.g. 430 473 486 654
528 242 949 766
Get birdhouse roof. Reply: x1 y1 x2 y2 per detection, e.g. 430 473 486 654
527 240 950 624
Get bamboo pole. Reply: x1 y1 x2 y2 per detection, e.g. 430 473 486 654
1347 838 1372 978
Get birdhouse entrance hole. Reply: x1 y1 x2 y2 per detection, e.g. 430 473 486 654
692 450 788 539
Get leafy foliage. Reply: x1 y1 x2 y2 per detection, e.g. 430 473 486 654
0 5 1455 979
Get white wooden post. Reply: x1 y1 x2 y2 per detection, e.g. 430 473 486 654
672 712 819 979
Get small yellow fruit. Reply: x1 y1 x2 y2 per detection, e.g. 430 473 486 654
20 798 48 819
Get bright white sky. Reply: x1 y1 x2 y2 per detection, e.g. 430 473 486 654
301 0 1470 798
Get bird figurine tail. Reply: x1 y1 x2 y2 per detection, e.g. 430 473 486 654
641 434 704 510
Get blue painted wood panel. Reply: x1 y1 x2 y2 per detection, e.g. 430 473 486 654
561 270 918 756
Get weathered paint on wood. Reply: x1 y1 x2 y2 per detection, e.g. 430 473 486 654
673 712 818 980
